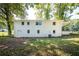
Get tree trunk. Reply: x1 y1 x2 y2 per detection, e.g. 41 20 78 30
6 13 12 36
5 6 12 36
6 20 12 36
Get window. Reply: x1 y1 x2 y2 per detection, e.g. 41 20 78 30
21 22 24 25
53 22 56 25
27 30 30 34
37 30 40 34
27 22 30 25
53 30 55 34
36 21 42 25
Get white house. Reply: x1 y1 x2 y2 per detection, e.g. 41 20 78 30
14 19 63 37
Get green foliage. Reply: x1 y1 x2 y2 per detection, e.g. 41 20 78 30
62 20 79 31
53 3 78 20
0 20 6 28
34 3 52 20
71 21 79 31
33 3 79 20
0 3 26 36
62 23 71 31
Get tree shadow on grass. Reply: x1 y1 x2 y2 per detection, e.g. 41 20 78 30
0 35 79 56
58 40 79 56
0 40 79 56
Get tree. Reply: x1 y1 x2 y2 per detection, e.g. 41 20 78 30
71 20 79 31
0 3 26 36
31 3 78 20
53 3 78 20
34 3 52 20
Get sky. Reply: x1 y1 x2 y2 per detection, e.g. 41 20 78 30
26 8 36 20
70 7 79 19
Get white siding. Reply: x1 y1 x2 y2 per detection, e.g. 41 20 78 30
62 31 72 35
14 20 63 37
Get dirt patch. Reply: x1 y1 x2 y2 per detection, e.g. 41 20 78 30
0 37 29 49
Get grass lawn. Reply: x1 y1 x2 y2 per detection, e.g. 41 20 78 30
0 34 79 56
0 32 8 36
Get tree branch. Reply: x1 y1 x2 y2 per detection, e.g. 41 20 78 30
0 14 6 19
0 8 6 15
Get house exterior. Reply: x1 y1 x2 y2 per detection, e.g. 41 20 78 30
14 20 63 37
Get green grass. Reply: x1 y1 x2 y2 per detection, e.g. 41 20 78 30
0 34 79 56
0 32 8 36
